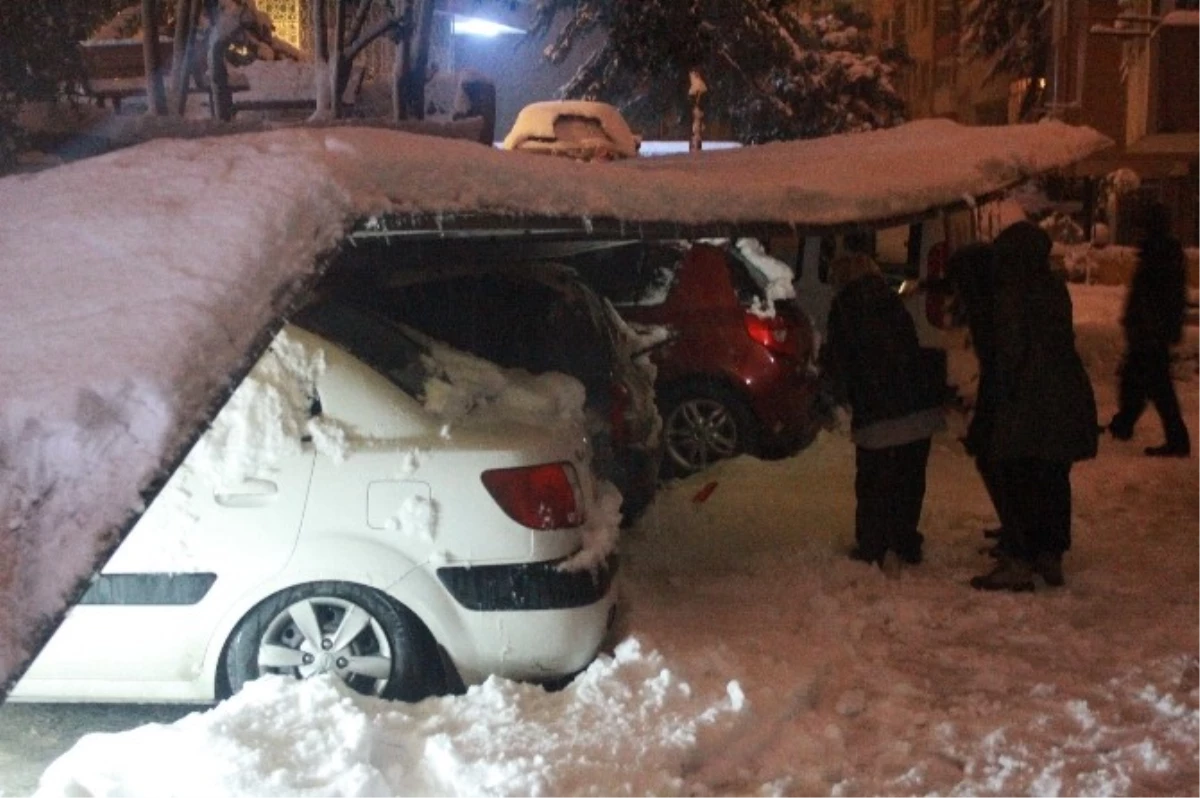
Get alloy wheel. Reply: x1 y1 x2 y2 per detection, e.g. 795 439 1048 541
257 596 394 696
664 397 739 473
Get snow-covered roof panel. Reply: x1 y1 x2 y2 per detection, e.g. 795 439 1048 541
0 119 1111 694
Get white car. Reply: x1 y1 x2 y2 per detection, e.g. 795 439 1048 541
502 100 640 161
10 297 619 703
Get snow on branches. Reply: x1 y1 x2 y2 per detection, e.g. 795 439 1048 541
527 0 907 144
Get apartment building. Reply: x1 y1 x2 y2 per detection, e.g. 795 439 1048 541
870 0 1010 124
1049 0 1197 244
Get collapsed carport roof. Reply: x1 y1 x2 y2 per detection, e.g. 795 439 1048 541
355 117 1113 240
0 119 1112 695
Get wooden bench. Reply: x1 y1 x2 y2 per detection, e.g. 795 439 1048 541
79 38 247 112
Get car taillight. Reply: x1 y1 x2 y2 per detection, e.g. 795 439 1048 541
743 312 798 357
480 463 584 529
925 242 951 329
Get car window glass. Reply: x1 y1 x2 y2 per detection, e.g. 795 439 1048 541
842 225 919 284
291 298 429 399
819 235 836 282
726 246 772 305
552 116 611 149
875 225 909 270
945 208 977 250
562 242 680 307
358 271 615 397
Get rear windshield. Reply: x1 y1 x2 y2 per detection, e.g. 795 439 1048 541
331 269 617 394
291 297 430 399
559 242 683 307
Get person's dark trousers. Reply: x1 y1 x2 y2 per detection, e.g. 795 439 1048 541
994 458 1073 561
975 452 1011 531
1111 346 1191 450
855 437 932 562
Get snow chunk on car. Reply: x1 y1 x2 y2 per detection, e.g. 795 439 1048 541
502 101 641 161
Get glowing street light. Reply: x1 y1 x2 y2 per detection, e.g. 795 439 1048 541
452 16 524 37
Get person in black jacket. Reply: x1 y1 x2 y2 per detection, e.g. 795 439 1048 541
971 222 1098 592
820 252 945 567
946 242 1011 549
1107 202 1191 457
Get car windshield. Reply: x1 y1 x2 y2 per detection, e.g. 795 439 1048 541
291 297 430 400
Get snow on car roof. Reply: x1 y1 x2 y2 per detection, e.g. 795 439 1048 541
0 119 1111 693
501 100 641 159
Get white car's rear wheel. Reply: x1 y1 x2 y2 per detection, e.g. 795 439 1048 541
224 581 440 701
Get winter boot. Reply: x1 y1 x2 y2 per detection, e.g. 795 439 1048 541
970 558 1036 592
1108 418 1134 441
1032 552 1065 588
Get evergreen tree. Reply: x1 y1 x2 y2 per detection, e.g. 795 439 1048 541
0 0 127 168
528 0 907 144
959 0 1049 121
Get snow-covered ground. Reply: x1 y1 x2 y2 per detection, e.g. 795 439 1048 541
29 285 1199 797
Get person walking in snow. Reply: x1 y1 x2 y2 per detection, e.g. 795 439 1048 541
971 222 1098 592
819 251 945 568
946 242 1012 552
1107 201 1191 457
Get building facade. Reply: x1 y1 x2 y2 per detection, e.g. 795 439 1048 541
1049 0 1198 244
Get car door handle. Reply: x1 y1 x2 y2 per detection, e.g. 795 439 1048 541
214 478 278 508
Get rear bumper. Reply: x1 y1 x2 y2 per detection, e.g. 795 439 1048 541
747 367 821 457
437 554 619 611
433 555 620 684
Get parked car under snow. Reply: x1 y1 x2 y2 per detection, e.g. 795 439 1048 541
10 294 620 703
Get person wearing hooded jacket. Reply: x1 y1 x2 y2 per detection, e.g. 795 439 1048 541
971 222 1098 592
1107 201 1191 457
819 252 945 567
946 242 1012 550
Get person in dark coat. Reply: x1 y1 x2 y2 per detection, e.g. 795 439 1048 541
1107 202 1191 457
820 252 945 567
946 242 1011 549
971 222 1098 592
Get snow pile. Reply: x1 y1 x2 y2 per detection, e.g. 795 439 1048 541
419 334 588 432
10 285 1197 797
35 640 745 798
189 329 345 486
241 60 319 103
735 237 796 316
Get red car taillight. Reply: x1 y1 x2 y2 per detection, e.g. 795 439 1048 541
743 312 798 358
480 463 584 529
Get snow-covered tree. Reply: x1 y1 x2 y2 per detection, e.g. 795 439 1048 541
307 0 437 122
527 0 907 144
959 0 1049 121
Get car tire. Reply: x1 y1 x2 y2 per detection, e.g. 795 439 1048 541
223 581 442 702
658 382 758 478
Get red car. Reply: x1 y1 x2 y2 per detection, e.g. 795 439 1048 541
558 240 822 476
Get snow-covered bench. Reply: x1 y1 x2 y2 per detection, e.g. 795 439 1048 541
79 38 248 112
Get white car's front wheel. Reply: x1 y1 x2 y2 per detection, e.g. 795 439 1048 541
223 581 441 701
